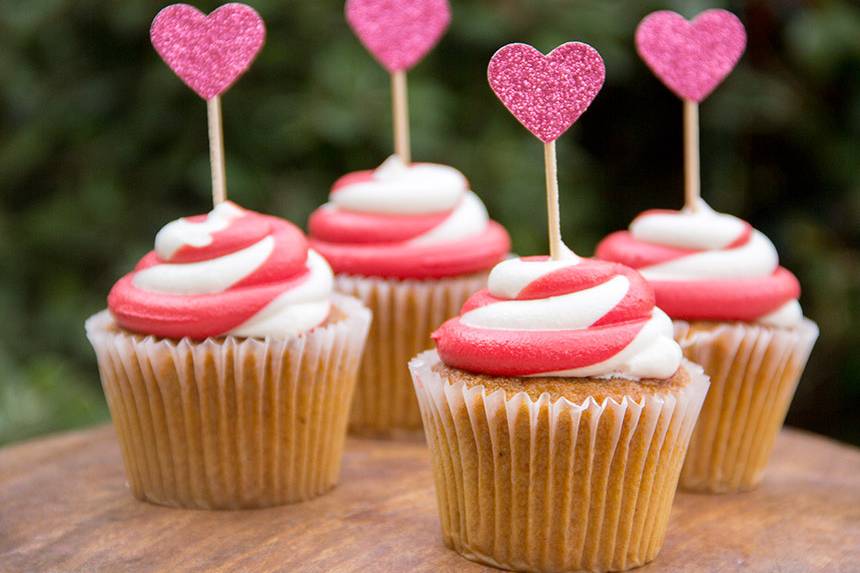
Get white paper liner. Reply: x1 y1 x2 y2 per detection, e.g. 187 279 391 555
409 350 709 573
675 318 818 493
335 272 487 435
85 294 370 509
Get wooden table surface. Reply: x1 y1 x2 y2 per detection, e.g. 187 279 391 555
1 425 858 573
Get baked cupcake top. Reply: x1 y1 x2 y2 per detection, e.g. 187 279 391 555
308 155 510 279
108 201 333 340
432 245 682 380
595 199 802 327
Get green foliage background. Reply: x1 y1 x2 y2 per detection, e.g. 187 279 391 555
1 0 858 445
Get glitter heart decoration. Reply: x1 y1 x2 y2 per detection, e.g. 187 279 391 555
636 9 746 102
151 3 266 100
488 42 605 143
345 0 451 72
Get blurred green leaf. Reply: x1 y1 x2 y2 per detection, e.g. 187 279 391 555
0 0 858 445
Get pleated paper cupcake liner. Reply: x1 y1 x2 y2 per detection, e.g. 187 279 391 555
85 294 371 510
675 318 818 493
335 272 487 435
410 350 709 573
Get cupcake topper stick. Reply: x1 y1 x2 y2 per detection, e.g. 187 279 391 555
346 0 452 164
391 70 410 163
150 3 266 206
207 96 227 204
682 97 699 212
636 10 746 212
488 42 605 260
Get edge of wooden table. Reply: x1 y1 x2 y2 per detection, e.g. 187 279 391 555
1 425 858 573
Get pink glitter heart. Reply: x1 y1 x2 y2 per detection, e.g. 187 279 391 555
151 3 266 100
346 0 451 72
488 43 605 143
636 9 746 102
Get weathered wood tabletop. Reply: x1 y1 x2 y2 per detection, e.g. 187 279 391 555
1 425 858 573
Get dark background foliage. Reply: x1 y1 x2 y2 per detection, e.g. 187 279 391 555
1 0 857 445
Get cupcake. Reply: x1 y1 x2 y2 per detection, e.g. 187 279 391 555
309 155 510 434
86 201 371 509
410 246 709 572
596 200 818 492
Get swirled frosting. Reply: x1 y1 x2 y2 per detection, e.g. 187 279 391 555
596 199 802 327
433 245 682 379
308 155 510 279
108 201 334 339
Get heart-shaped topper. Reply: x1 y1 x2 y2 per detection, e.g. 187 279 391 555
636 9 746 102
346 0 451 72
151 3 266 100
488 42 605 143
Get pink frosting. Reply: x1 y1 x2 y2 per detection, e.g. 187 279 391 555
308 166 510 279
596 206 801 324
108 206 318 339
433 258 665 377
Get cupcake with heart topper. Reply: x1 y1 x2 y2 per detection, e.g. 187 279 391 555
85 4 370 510
595 9 818 494
409 41 709 572
307 0 511 435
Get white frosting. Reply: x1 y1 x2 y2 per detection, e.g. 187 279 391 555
331 155 468 215
462 275 628 331
759 300 803 328
134 236 274 295
631 200 747 250
486 245 580 298
464 250 682 380
638 230 779 281
409 192 489 245
154 201 245 260
322 155 493 246
631 199 780 280
228 250 333 338
540 309 682 380
630 199 802 327
137 203 334 338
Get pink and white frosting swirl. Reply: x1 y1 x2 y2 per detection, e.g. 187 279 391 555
308 155 510 279
596 199 802 327
108 201 333 339
433 246 682 379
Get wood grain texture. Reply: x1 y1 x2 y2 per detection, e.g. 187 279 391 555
1 426 858 573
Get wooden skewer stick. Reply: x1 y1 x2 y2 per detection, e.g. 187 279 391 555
207 96 227 206
391 70 411 164
544 140 563 260
683 99 700 212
